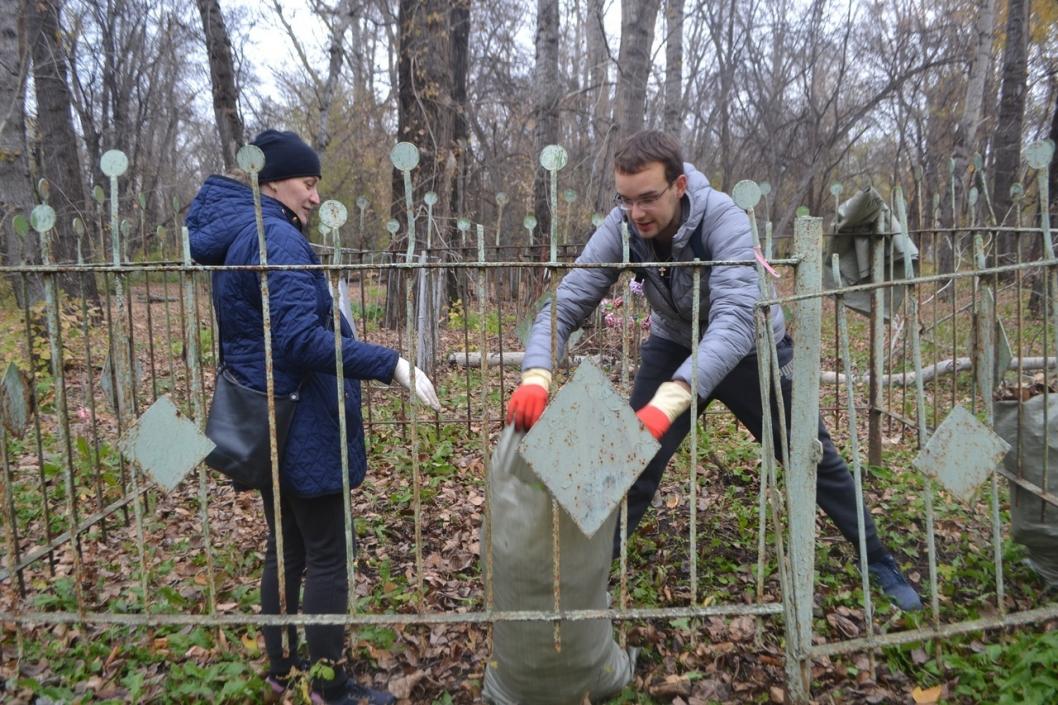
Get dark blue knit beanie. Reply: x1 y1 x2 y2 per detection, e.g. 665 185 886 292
250 129 321 184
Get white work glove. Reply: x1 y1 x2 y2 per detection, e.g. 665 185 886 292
393 357 441 411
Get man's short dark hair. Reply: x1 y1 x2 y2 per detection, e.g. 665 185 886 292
614 130 684 184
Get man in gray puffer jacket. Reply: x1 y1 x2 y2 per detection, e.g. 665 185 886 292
506 130 921 611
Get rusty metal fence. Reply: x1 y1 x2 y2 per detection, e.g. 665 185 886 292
0 140 1055 703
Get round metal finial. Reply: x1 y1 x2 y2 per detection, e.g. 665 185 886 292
356 196 369 210
795 206 810 217
539 145 568 171
1025 140 1055 170
423 191 438 206
496 192 509 206
913 165 924 180
389 142 420 170
972 153 983 171
523 214 537 230
37 178 50 202
1010 183 1023 200
968 187 978 205
758 181 772 197
100 149 129 177
385 219 400 234
172 195 180 211
72 217 85 236
157 225 167 240
30 204 56 233
137 193 146 209
457 217 471 232
120 219 132 236
93 185 105 205
731 180 762 210
563 189 577 204
12 214 29 238
236 144 265 173
829 182 843 197
591 213 604 227
319 200 348 229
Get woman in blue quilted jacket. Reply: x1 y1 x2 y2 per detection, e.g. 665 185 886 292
187 130 440 705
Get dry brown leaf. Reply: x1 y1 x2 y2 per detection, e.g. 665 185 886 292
388 669 426 700
912 685 943 703
769 685 785 703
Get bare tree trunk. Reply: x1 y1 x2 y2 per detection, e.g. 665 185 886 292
385 0 454 329
26 0 90 297
662 0 683 136
614 0 661 139
532 0 560 243
585 0 611 210
592 0 660 211
991 0 1028 266
0 0 43 305
959 0 996 153
195 0 243 171
317 0 355 152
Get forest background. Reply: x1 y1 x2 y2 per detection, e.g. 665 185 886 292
2 0 1058 281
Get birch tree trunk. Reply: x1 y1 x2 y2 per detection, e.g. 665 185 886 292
936 0 995 274
195 0 243 171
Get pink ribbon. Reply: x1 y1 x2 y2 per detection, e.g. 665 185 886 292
754 246 780 278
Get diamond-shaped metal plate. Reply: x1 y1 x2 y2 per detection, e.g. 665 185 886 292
119 395 215 491
519 359 660 538
912 405 1010 502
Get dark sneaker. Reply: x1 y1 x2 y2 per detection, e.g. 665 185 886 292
868 554 923 611
312 680 397 705
265 659 310 703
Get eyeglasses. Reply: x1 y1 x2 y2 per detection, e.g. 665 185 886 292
613 182 675 212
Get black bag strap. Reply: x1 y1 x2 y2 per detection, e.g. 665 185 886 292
629 215 709 281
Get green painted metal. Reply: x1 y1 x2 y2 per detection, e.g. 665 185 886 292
390 142 419 260
830 253 877 677
540 145 567 262
519 359 658 539
784 216 824 704
118 396 214 491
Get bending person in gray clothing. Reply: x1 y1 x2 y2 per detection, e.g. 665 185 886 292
506 130 921 611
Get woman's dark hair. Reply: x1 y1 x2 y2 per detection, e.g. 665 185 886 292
614 130 684 184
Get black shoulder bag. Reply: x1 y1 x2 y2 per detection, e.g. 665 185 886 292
204 329 301 490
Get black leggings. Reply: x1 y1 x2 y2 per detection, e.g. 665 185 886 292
261 488 350 695
620 334 886 562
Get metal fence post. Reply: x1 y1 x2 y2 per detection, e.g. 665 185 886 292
784 215 824 703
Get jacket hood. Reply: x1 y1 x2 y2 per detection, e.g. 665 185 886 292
186 175 260 265
670 162 713 250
